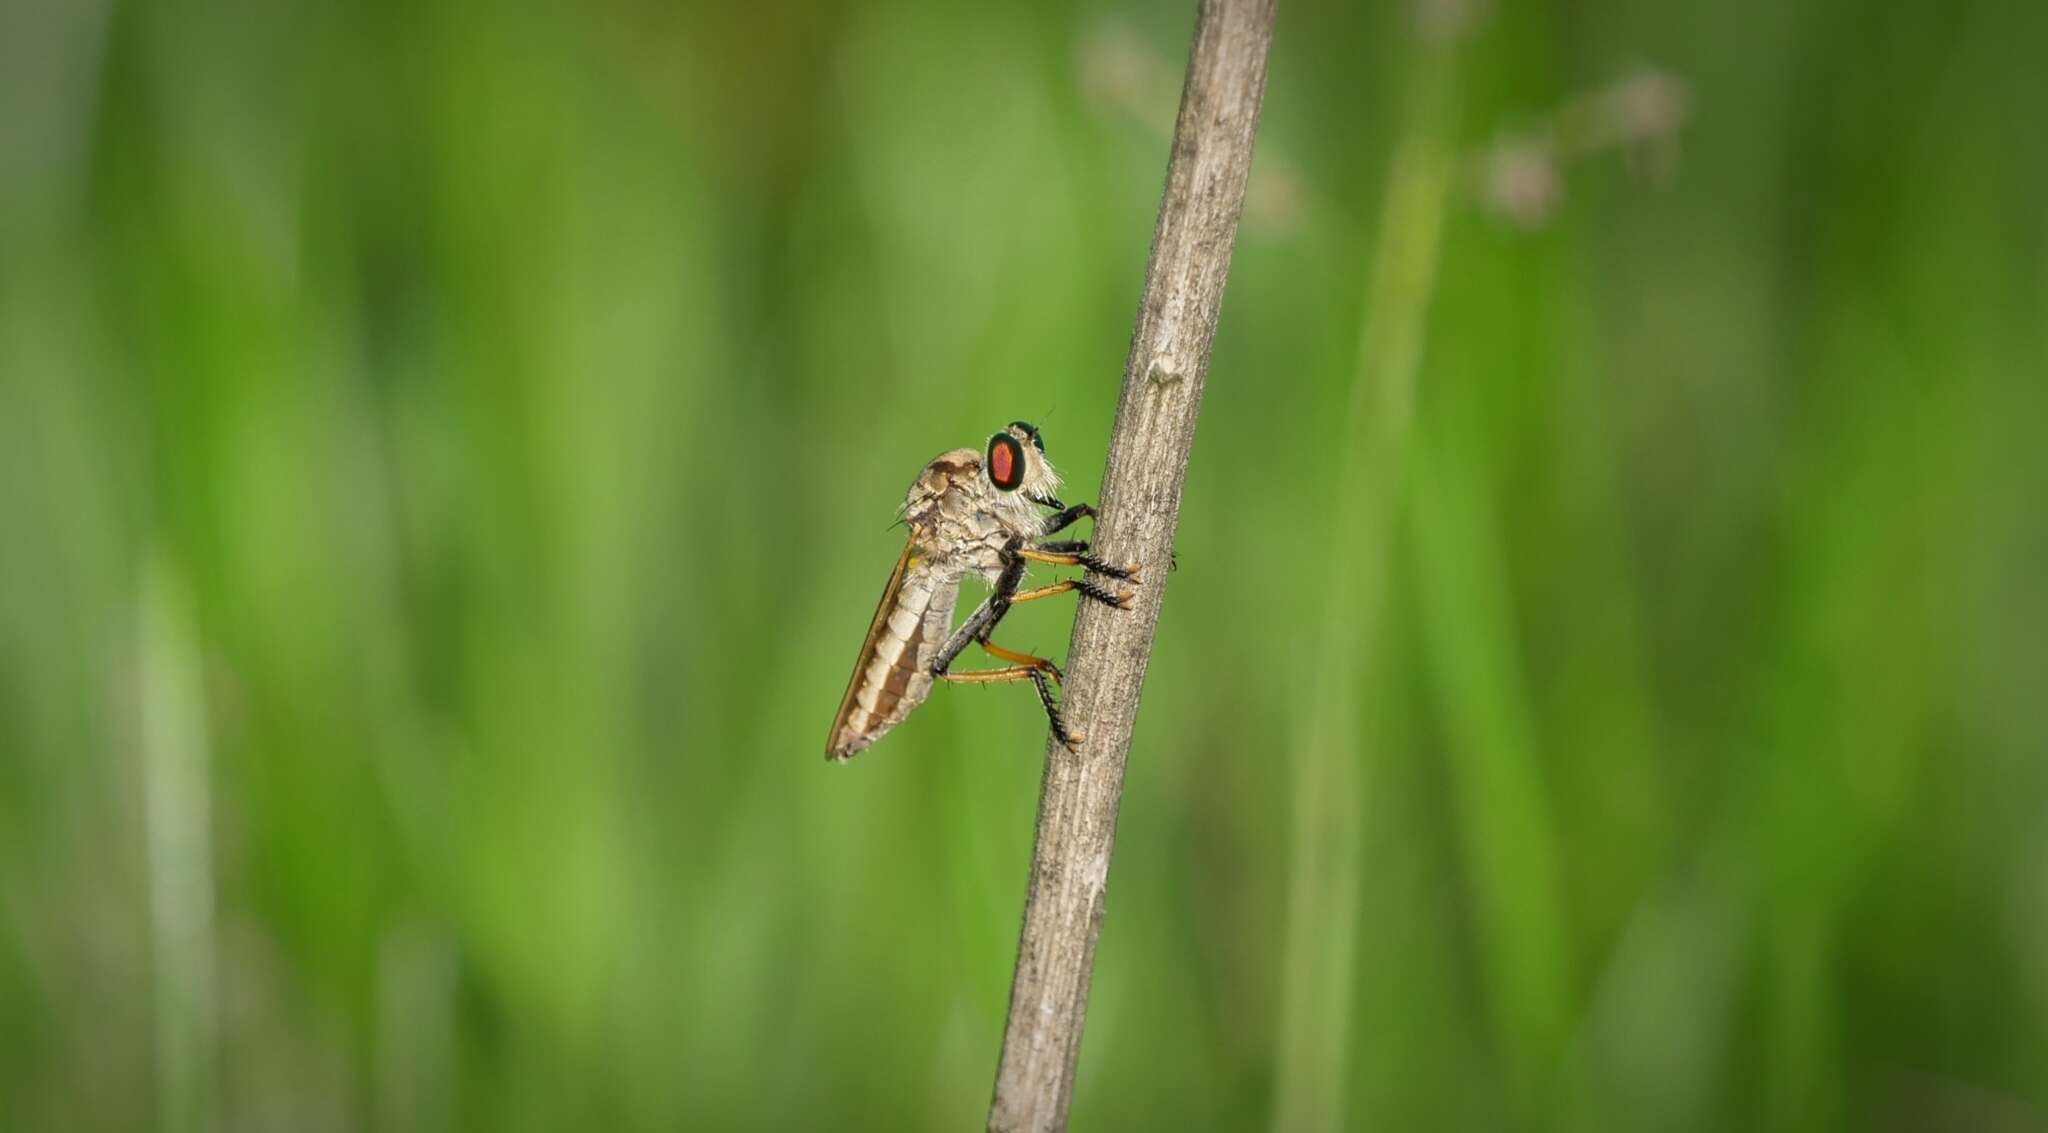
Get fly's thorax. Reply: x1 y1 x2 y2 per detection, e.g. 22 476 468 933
920 502 1020 583
902 448 982 516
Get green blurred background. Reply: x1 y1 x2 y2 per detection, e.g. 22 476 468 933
4 0 2046 1129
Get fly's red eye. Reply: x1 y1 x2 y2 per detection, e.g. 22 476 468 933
987 434 1024 491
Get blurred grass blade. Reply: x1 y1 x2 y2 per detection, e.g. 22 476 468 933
140 556 218 1133
1408 410 1572 1105
1273 43 1457 1133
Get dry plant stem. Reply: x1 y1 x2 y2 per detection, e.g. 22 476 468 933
985 1 1276 1130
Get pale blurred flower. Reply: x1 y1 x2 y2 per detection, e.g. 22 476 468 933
1481 136 1563 229
1414 0 1493 43
1078 20 1314 235
1475 68 1692 229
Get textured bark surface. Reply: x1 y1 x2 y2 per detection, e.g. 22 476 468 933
986 1 1276 1129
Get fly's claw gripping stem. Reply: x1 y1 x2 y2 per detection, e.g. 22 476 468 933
1077 554 1143 582
1073 578 1132 610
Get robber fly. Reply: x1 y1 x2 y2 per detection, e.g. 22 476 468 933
825 421 1139 762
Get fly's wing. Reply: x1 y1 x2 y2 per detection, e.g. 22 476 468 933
826 537 915 761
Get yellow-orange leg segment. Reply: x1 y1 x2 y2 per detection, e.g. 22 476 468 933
1011 578 1133 610
1016 547 1143 580
938 665 1039 684
979 640 1064 684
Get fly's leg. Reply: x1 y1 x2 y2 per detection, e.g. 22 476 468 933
1034 495 1171 574
931 537 1029 676
981 638 1064 684
1039 538 1178 575
1013 578 1132 610
931 596 999 676
1027 496 1134 576
926 533 1136 751
936 666 1081 749
1032 669 1082 749
1034 500 1096 537
927 536 1085 749
938 665 1038 683
1028 541 1140 580
937 615 1066 683
1017 545 1142 583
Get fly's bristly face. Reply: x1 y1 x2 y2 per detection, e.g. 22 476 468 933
986 420 1059 504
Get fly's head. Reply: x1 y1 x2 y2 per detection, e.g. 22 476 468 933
985 420 1060 505
901 422 1064 549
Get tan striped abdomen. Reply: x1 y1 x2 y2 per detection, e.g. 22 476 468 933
828 567 960 760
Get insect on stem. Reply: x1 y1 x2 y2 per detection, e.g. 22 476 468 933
824 422 1139 762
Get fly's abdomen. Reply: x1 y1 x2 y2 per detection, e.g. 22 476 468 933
830 571 960 759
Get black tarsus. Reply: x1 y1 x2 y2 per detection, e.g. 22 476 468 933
1078 555 1134 580
1070 576 1128 607
1032 669 1076 748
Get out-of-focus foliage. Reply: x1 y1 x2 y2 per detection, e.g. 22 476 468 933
3 0 2044 1129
